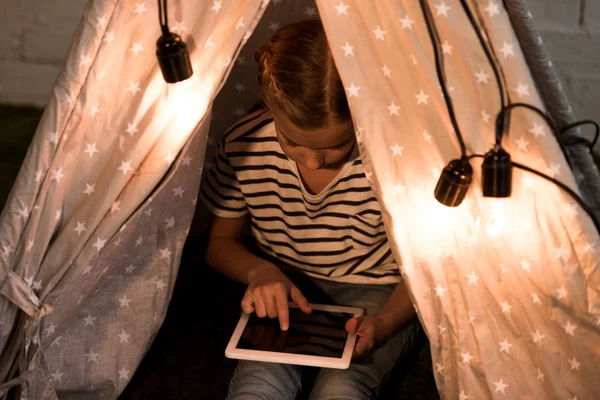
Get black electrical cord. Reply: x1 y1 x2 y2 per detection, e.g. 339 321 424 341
560 120 600 151
458 0 509 144
469 154 600 232
158 0 169 36
419 0 467 159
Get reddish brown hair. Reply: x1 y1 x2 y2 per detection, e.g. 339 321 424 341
255 19 351 129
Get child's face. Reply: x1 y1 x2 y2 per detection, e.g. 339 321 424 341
270 104 355 171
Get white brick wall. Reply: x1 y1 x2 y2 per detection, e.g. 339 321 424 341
0 0 598 123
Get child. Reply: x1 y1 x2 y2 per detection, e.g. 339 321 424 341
202 19 420 399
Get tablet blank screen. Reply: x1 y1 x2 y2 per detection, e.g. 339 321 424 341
237 308 354 358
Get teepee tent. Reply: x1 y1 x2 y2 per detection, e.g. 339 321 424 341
1 0 599 398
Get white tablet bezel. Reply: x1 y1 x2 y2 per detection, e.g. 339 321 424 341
225 302 364 370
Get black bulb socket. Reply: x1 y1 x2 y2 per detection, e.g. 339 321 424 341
434 158 473 207
482 146 512 198
156 32 193 83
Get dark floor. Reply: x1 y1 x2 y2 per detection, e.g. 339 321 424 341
1 105 440 399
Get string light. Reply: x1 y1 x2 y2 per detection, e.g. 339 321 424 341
419 0 600 233
156 0 193 83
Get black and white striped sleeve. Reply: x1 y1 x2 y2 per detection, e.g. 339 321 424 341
200 140 247 219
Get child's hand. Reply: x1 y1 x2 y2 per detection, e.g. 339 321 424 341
242 262 312 331
345 315 390 358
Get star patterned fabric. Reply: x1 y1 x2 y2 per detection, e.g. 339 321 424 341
0 0 598 399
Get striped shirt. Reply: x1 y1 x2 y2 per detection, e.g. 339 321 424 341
201 109 400 284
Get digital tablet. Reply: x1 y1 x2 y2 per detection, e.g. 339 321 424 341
225 303 364 369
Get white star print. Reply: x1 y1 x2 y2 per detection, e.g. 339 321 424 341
381 64 392 78
399 14 414 30
342 42 354 56
85 349 99 363
460 351 474 364
547 162 561 178
154 278 167 290
55 208 62 221
435 2 452 17
125 264 137 273
459 390 470 400
82 264 93 275
111 201 121 213
165 216 175 228
563 320 576 336
532 329 545 345
44 322 56 336
164 151 176 164
135 236 144 247
92 237 106 252
536 367 544 381
305 7 317 17
84 183 95 196
410 55 418 64
119 295 132 308
119 367 131 380
118 329 130 343
74 221 86 236
134 1 148 15
80 54 92 68
172 20 187 35
422 131 432 143
564 203 577 218
51 369 64 382
520 258 531 273
556 286 568 300
83 313 96 327
415 90 429 105
481 110 491 124
387 102 400 116
442 40 452 55
51 168 64 183
435 363 444 374
475 69 490 84
125 81 141 95
125 122 138 136
172 186 185 198
499 338 513 354
390 143 404 157
468 311 477 325
499 41 515 58
34 169 44 182
531 293 541 304
345 82 360 97
554 246 569 261
48 131 58 144
268 21 280 31
437 323 447 333
335 1 349 16
153 312 160 324
435 284 447 297
514 82 530 98
51 335 62 347
144 207 154 216
181 155 193 166
209 0 222 13
569 357 580 371
373 26 386 40
500 301 512 313
204 36 214 50
493 378 508 394
159 247 171 260
103 31 115 45
26 240 34 252
486 1 501 17
466 271 479 285
234 82 246 93
515 136 529 152
118 160 133 175
235 17 246 31
129 41 144 55
583 241 596 254
364 171 373 181
84 143 99 158
90 104 99 118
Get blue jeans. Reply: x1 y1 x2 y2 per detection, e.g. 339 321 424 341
226 275 421 399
